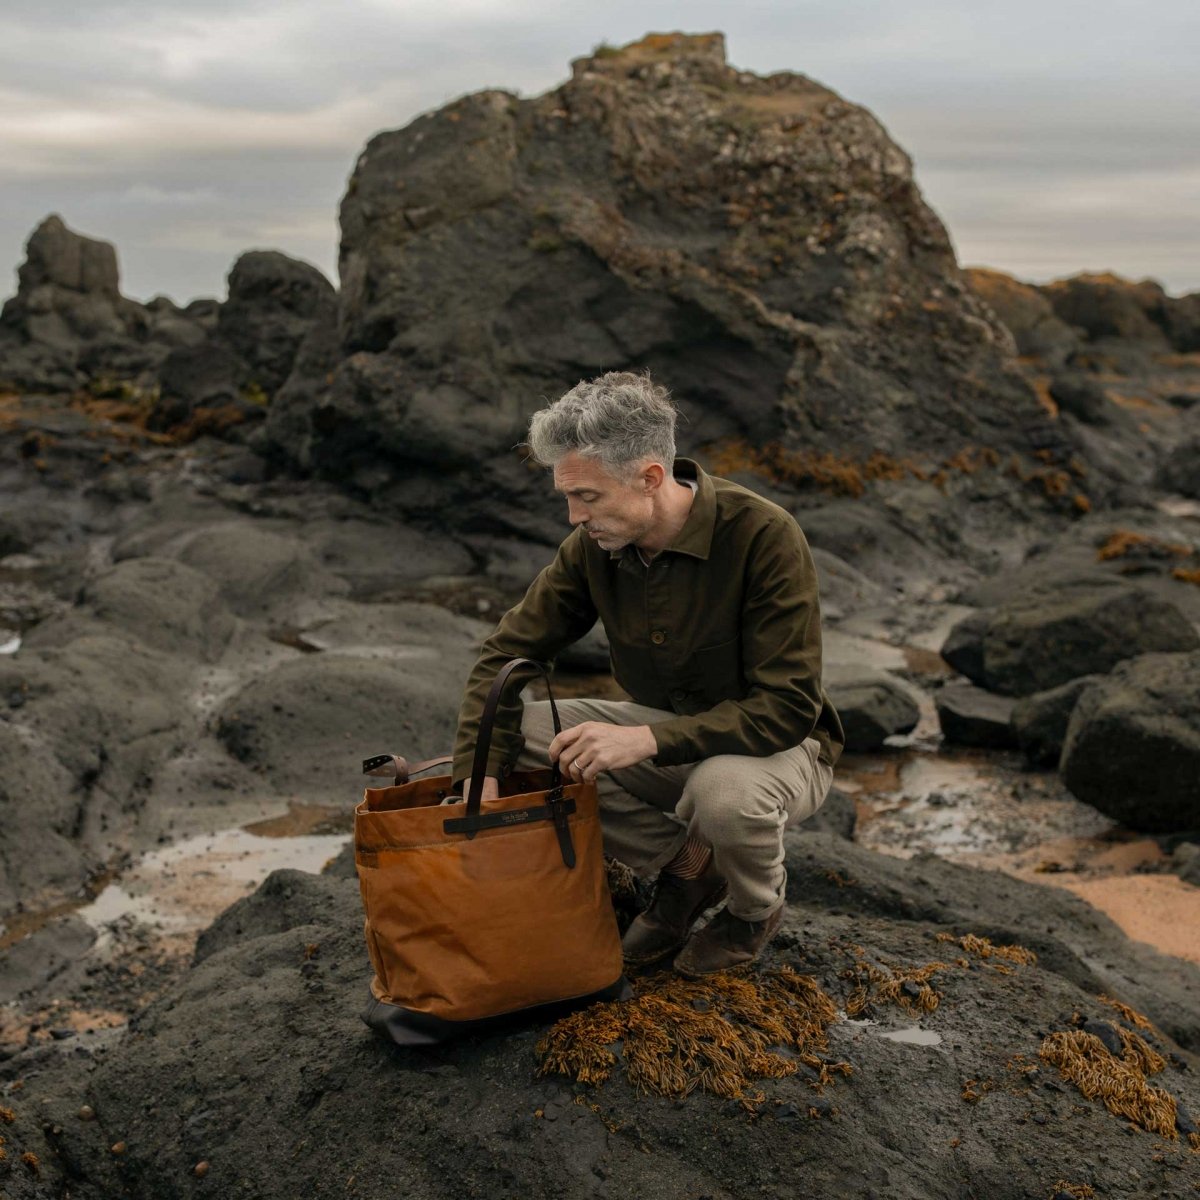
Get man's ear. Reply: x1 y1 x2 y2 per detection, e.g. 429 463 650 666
640 462 667 494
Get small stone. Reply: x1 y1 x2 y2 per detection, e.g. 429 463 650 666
194 1161 210 1178
111 1141 127 1154
50 1027 75 1041
1082 1020 1122 1056
78 1105 95 1121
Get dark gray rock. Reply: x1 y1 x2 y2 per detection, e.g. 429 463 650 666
214 652 467 800
1157 434 1200 498
168 521 349 618
781 830 1200 1048
962 268 1079 364
799 503 943 593
1048 373 1110 425
217 250 336 395
0 914 96 1000
800 784 857 838
0 632 189 909
1011 675 1103 766
942 574 1199 696
1181 852 1200 887
73 557 235 662
934 682 1016 748
1041 273 1173 348
152 342 252 430
824 665 919 751
809 547 887 621
1061 650 1200 832
258 33 1053 529
299 517 475 596
13 831 1198 1200
939 609 989 680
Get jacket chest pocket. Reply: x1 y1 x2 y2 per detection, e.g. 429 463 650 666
681 636 744 708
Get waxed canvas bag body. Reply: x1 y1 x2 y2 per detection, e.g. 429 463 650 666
355 657 630 1045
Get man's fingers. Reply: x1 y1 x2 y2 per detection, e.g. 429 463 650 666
548 724 584 762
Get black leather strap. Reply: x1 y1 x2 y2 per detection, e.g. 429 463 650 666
454 659 576 866
465 658 562 823
442 795 576 836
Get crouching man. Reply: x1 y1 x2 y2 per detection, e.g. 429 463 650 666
451 371 844 976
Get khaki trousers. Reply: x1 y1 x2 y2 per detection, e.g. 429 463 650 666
516 699 834 924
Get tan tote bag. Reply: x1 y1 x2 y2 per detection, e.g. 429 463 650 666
355 657 630 1045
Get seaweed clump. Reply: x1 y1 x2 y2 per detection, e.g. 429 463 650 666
537 966 848 1110
1039 1027 1193 1145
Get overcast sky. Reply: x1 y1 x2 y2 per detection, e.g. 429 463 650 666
2 0 1196 304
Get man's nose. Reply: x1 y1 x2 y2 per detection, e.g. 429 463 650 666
567 500 588 526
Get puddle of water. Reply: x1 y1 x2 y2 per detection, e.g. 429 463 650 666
77 828 349 942
878 1026 943 1046
844 741 1200 966
243 802 350 837
855 751 1114 859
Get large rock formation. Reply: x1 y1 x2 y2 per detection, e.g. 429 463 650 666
258 32 1055 534
0 215 334 443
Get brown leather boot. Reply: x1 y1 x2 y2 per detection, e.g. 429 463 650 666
620 863 727 967
673 903 785 977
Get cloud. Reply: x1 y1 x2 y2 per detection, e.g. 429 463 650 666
1 1 1197 301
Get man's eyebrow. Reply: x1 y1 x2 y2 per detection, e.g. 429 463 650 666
554 485 601 496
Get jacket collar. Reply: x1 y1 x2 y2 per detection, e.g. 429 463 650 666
610 457 716 570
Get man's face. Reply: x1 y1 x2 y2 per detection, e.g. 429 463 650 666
552 451 654 553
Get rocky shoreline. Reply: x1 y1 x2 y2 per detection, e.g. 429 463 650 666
2 31 1199 1200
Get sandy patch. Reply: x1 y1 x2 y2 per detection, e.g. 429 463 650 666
1050 875 1200 965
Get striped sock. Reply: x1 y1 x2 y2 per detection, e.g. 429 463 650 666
664 836 712 880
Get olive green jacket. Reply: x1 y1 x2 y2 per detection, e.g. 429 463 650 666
451 458 844 788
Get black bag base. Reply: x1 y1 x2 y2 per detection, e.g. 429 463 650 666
363 975 634 1047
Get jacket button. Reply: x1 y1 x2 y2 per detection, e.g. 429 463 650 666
650 630 666 645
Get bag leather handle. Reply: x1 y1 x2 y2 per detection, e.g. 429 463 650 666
362 754 453 783
466 658 562 820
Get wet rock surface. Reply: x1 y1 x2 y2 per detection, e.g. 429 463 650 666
825 665 920 751
1011 676 1103 766
942 575 1200 696
1 844 1196 1200
934 683 1017 750
1060 650 1200 832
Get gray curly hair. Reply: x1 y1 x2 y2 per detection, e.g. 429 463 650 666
526 371 678 483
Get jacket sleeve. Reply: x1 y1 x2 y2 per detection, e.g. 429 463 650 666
648 516 824 765
450 529 598 789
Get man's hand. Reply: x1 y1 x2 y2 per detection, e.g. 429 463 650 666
549 723 658 783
